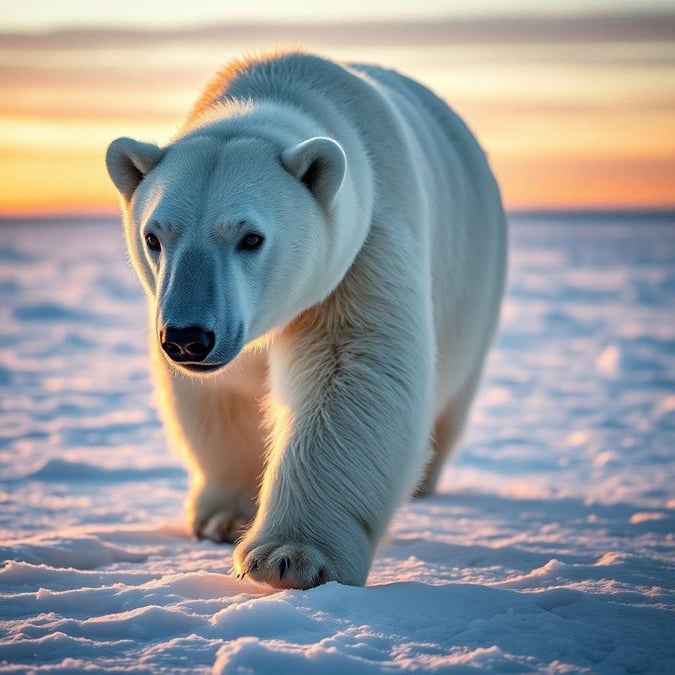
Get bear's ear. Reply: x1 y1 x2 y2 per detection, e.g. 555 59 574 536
105 137 164 201
281 137 346 208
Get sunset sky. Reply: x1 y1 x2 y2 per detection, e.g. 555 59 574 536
1 0 674 216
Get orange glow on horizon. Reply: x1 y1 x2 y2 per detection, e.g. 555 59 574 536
1 18 674 217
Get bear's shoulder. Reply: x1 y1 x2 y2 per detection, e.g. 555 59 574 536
186 51 356 125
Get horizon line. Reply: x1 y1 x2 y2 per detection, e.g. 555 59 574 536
2 206 675 226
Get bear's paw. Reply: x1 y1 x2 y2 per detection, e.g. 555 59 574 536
189 482 255 544
195 511 250 544
233 539 333 590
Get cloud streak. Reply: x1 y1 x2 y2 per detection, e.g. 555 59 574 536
2 13 675 50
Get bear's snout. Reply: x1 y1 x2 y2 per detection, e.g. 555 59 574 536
160 325 215 363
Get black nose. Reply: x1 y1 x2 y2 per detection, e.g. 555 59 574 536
160 325 215 362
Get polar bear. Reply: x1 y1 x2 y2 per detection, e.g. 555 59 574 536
106 52 506 589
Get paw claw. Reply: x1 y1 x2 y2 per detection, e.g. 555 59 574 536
315 567 327 586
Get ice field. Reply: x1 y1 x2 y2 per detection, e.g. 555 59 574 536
0 213 673 673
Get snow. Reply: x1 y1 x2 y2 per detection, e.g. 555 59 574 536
0 213 674 673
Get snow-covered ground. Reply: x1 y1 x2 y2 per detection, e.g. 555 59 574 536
0 213 673 673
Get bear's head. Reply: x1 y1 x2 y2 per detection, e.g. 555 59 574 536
106 133 347 376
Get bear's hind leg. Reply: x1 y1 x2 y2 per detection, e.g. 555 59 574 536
414 371 481 498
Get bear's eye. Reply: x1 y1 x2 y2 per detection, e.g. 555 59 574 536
238 233 264 252
145 233 161 252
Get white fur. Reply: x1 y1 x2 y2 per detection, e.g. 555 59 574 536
106 53 507 589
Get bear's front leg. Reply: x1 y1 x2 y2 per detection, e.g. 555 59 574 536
152 346 268 543
233 299 433 589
